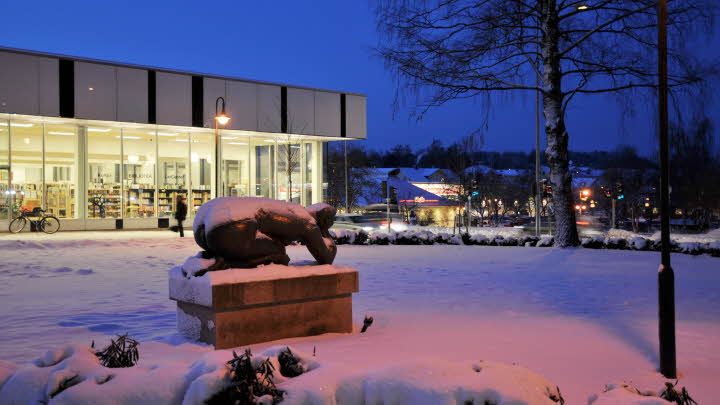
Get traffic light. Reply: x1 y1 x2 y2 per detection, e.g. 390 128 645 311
601 185 613 199
541 179 552 198
616 183 624 200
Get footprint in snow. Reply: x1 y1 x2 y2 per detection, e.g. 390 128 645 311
76 269 94 275
51 267 73 273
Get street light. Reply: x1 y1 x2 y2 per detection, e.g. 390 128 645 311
215 97 230 198
657 0 676 378
215 97 230 126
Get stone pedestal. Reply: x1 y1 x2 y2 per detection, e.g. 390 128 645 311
169 264 359 349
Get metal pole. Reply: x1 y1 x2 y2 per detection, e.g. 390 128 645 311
657 0 676 379
344 141 349 213
386 178 391 232
535 62 541 235
535 21 542 236
215 120 220 198
611 198 616 229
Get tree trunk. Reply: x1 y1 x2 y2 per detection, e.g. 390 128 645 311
542 0 580 247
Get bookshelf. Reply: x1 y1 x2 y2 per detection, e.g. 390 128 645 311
45 183 75 218
125 186 155 218
191 189 211 212
87 184 121 218
158 188 186 217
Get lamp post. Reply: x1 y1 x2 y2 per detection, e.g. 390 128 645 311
535 16 542 237
214 97 230 198
657 0 676 378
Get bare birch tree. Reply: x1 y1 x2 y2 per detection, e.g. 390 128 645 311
375 0 716 246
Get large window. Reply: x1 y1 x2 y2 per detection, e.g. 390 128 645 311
221 133 249 197
253 139 275 199
44 123 78 218
0 119 8 167
190 132 213 214
277 138 301 203
122 129 156 218
303 142 313 205
0 119 10 220
87 126 121 218
158 130 189 218
10 121 43 213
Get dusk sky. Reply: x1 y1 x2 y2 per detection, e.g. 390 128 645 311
1 0 718 156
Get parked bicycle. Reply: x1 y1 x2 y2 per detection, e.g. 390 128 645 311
9 207 61 234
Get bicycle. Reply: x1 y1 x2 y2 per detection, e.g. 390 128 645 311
9 208 61 234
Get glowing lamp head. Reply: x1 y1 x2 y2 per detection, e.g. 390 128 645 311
215 114 230 126
214 96 230 126
577 4 589 10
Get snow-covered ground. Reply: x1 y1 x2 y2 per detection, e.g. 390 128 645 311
0 230 719 403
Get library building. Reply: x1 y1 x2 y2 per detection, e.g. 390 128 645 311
0 47 366 231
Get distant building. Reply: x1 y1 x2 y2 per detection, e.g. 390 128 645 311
364 167 463 227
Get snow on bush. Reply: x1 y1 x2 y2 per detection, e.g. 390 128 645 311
586 381 702 405
0 344 317 405
0 344 568 405
537 235 555 247
282 360 565 405
331 227 720 256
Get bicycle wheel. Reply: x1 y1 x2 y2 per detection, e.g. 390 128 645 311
9 217 27 233
40 216 61 234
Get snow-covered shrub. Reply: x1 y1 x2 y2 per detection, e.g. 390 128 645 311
277 347 305 378
353 230 369 245
395 230 434 245
605 237 628 250
581 236 605 249
331 229 357 245
463 233 490 245
708 242 720 257
94 334 139 368
629 236 650 251
207 348 283 405
434 232 463 245
589 381 697 405
329 360 565 405
678 242 703 256
494 235 518 246
519 235 540 247
607 228 640 240
368 231 393 245
537 235 554 247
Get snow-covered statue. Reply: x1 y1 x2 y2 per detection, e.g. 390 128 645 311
192 197 337 269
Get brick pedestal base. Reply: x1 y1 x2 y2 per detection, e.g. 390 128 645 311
169 264 359 349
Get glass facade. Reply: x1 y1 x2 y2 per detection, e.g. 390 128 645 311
45 123 78 218
122 128 156 218
0 114 329 225
87 126 121 218
10 121 43 214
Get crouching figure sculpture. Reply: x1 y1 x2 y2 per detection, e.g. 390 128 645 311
193 197 337 269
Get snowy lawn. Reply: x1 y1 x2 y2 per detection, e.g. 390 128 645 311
0 230 719 403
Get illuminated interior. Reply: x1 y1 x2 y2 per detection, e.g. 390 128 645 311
0 113 337 221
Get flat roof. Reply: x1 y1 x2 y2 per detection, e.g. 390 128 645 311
0 45 366 97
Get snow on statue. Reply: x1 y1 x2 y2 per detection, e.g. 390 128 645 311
191 197 337 271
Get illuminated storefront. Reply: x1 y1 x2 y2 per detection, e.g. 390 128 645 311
0 47 366 230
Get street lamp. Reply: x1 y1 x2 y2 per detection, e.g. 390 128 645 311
215 97 230 198
657 0 676 378
215 97 230 126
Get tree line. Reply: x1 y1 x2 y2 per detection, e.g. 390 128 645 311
327 117 720 231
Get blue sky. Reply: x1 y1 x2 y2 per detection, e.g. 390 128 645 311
1 0 717 156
